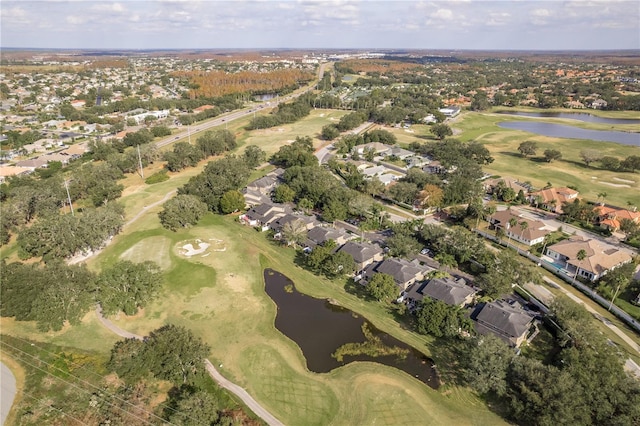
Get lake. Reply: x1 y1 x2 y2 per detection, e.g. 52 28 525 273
496 111 640 125
263 269 439 388
498 121 640 146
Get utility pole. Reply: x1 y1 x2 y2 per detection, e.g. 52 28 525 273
188 124 191 144
64 179 74 216
137 144 144 178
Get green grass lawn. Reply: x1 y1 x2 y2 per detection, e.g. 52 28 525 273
2 201 507 425
238 108 349 156
91 213 507 425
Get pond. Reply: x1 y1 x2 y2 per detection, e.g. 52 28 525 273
496 111 640 125
498 121 640 146
263 269 439 388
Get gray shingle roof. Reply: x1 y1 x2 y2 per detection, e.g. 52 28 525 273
421 277 476 306
475 300 533 341
337 241 383 263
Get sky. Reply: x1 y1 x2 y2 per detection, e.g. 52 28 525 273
1 0 639 51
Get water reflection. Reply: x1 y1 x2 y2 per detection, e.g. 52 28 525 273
496 110 640 125
498 121 640 146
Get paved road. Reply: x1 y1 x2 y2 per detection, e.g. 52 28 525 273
94 307 283 426
0 362 16 426
156 62 329 150
543 276 640 355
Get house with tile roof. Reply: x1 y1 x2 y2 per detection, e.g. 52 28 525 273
528 187 579 214
489 209 550 246
545 236 632 281
594 205 640 232
473 300 535 348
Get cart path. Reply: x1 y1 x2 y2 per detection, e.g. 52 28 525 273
543 277 640 355
94 306 284 426
68 189 176 265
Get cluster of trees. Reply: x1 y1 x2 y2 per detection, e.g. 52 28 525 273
0 259 161 331
164 130 237 172
477 250 542 298
4 129 42 150
302 240 356 279
581 151 640 173
460 297 640 425
409 138 491 206
596 262 638 304
108 324 209 385
17 203 124 260
561 198 598 224
415 296 474 338
365 273 399 302
177 68 314 99
491 180 529 204
321 111 367 140
516 141 562 162
246 93 314 130
174 154 252 216
1 139 147 247
89 137 160 175
332 129 397 155
106 324 243 425
420 224 492 272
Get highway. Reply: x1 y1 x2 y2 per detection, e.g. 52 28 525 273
154 62 329 149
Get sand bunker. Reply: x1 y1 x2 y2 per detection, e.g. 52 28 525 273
600 182 631 188
177 238 226 258
613 177 635 184
180 240 211 257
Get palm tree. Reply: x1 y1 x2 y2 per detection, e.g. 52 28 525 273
282 219 307 247
540 234 552 258
597 192 607 205
573 249 587 284
507 217 518 247
519 221 529 244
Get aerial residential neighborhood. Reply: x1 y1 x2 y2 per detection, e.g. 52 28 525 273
1 1 640 425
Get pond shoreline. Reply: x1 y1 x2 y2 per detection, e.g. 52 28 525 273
263 269 440 389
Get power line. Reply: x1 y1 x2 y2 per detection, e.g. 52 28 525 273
0 342 165 426
2 336 206 425
19 389 87 425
